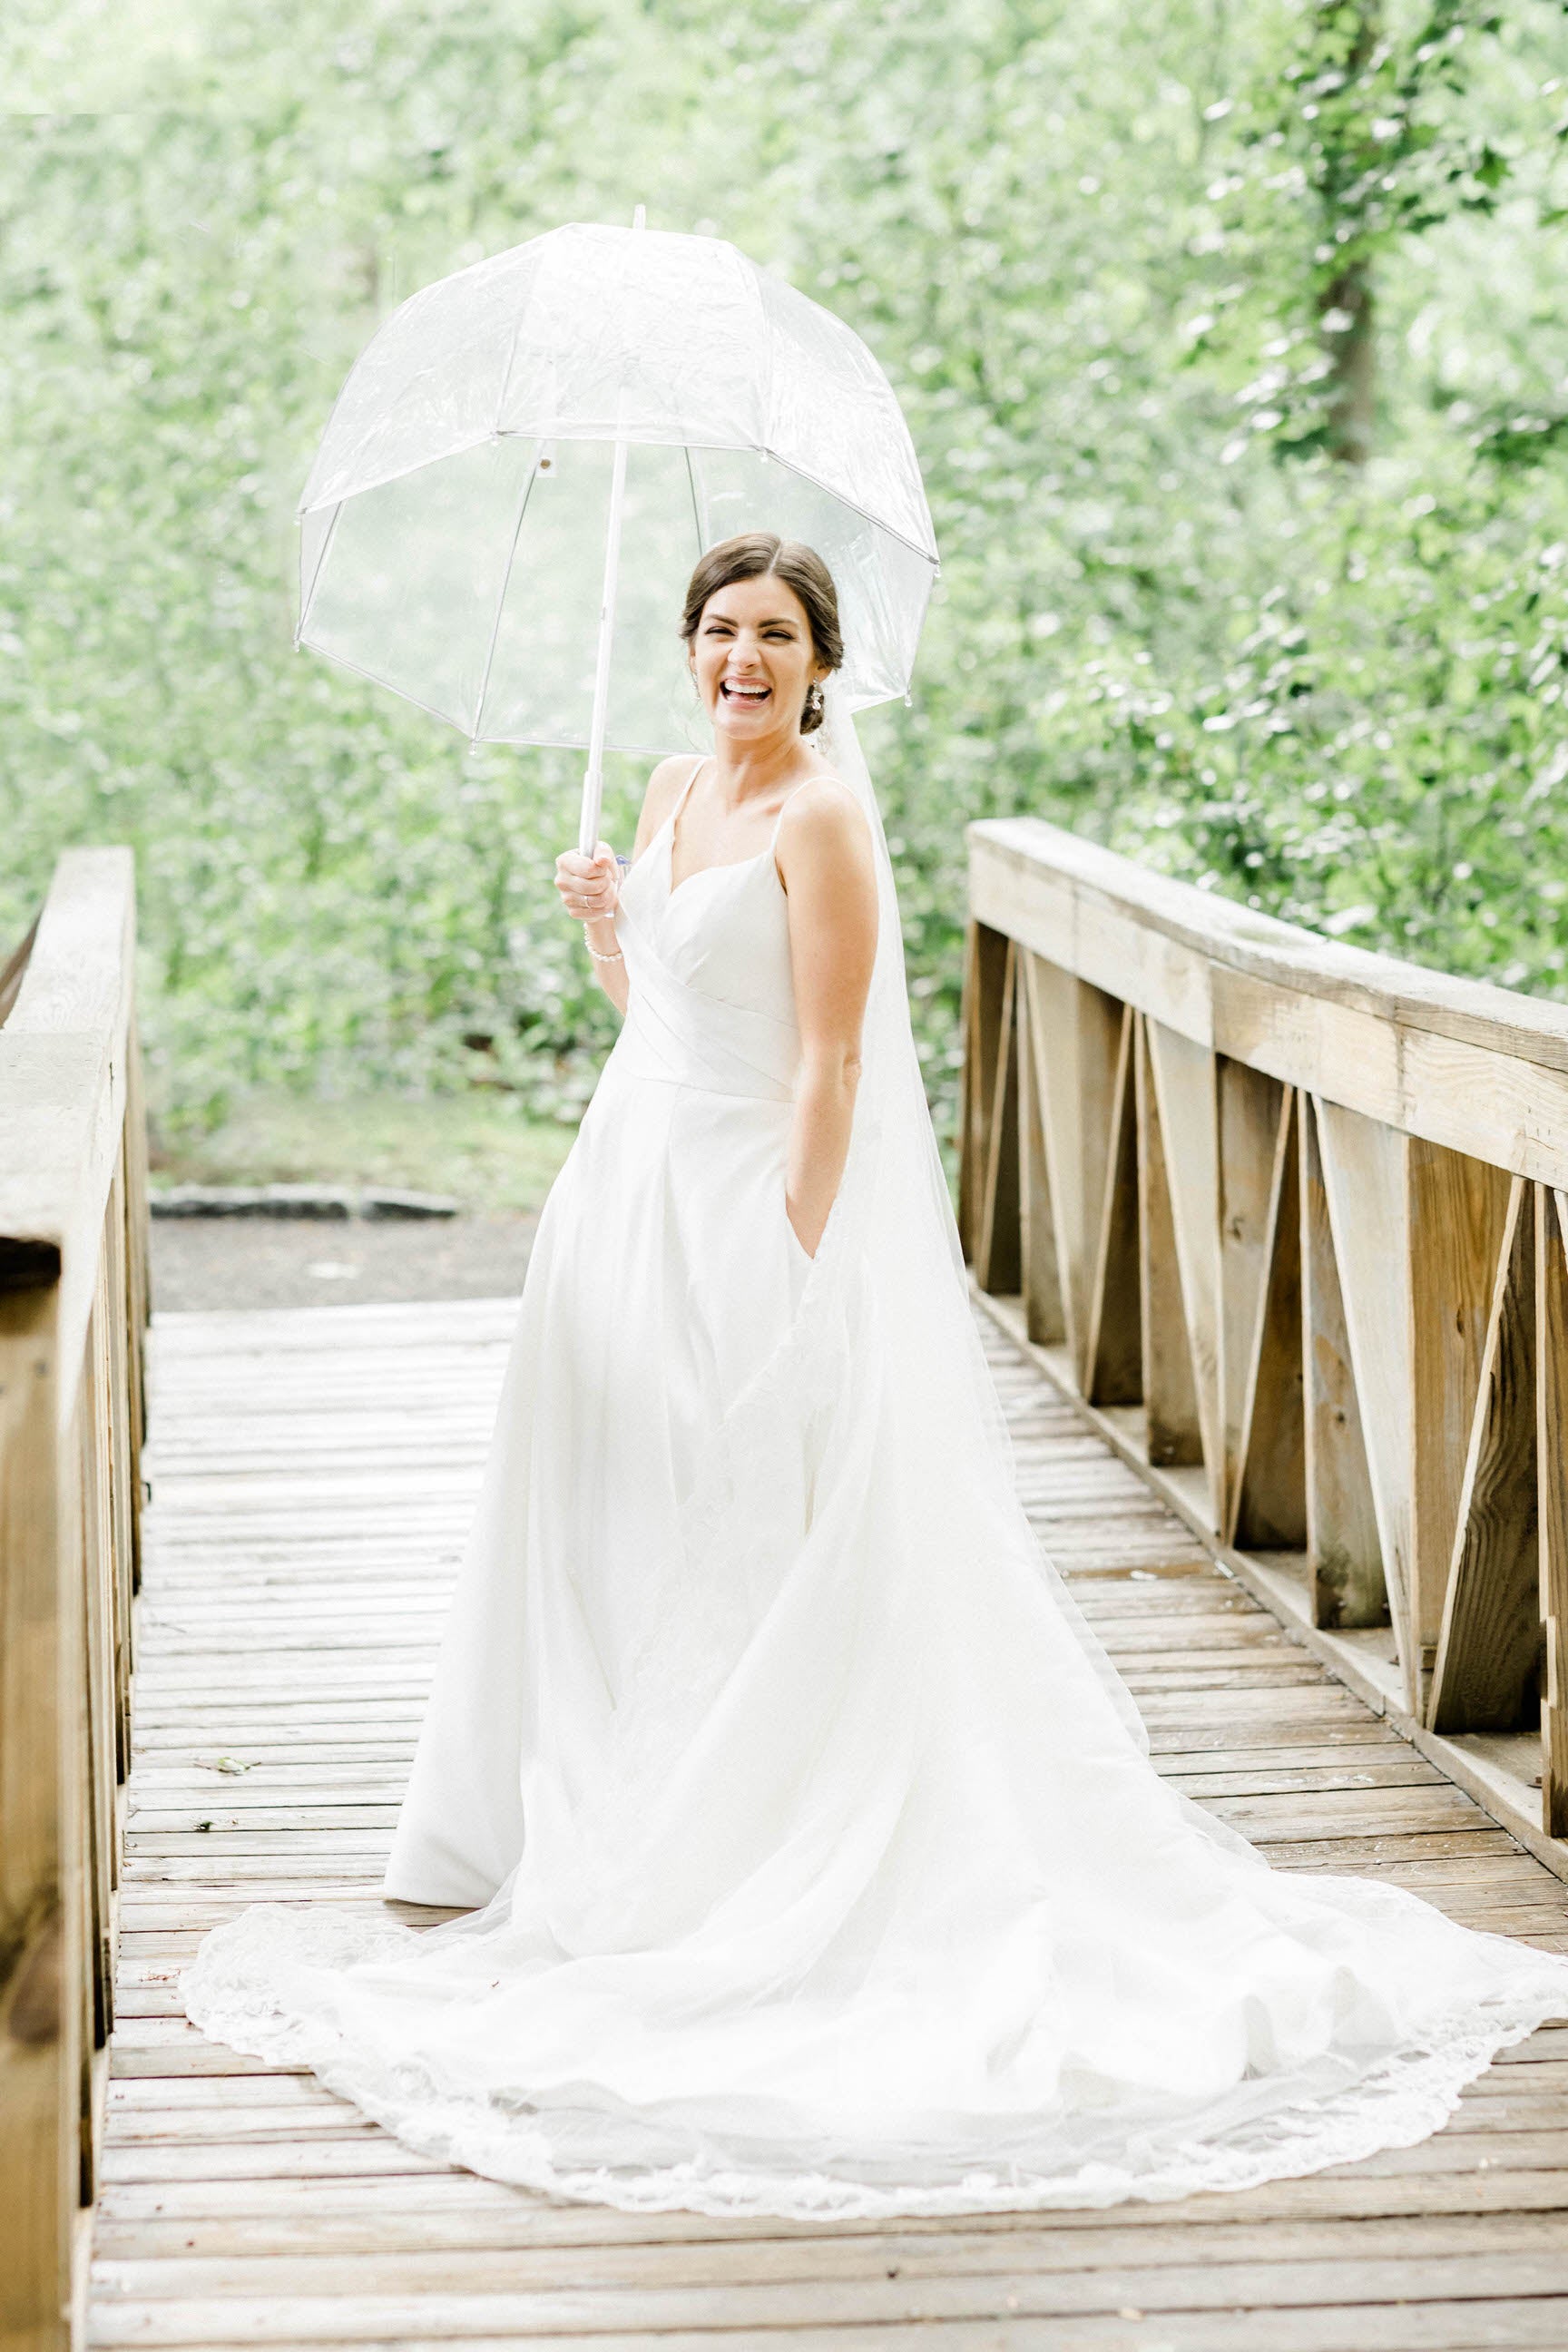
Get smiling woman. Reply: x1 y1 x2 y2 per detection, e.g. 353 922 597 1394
552 534 878 1257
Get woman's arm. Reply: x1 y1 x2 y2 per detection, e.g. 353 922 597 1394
554 756 696 1017
777 781 879 1256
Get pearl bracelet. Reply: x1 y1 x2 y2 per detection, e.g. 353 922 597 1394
585 932 623 964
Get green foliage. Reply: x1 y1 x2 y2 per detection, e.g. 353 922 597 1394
4 0 1568 1158
1201 0 1532 458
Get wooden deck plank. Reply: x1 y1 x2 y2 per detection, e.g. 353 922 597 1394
75 2323 1568 2352
87 1294 1568 2350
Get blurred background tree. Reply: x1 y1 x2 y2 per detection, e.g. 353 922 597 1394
3 0 1566 1175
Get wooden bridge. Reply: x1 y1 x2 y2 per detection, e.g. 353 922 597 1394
11 830 1568 2348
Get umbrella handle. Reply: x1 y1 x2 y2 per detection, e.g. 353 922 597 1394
577 203 646 861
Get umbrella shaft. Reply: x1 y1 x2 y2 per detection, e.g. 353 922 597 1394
578 433 631 858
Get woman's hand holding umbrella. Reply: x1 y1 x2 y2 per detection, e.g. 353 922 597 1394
554 842 625 994
554 840 619 919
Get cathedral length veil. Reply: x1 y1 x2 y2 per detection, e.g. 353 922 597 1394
183 672 1568 2220
788 679 1151 1750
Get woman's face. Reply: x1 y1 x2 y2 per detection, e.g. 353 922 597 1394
689 573 825 749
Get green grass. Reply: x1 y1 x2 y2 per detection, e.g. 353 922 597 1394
149 1092 578 1216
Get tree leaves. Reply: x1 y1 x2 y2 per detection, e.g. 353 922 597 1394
2 0 1566 1162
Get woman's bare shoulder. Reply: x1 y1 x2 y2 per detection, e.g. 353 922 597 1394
779 771 873 856
774 774 877 922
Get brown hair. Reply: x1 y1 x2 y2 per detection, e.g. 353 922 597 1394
680 533 843 734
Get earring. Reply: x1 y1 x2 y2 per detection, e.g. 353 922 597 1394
804 681 825 730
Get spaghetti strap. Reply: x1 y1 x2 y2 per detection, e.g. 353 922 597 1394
672 755 708 826
766 773 825 854
665 755 709 864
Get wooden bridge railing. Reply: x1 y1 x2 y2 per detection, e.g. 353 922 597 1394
1 849 149 2349
961 816 1568 1867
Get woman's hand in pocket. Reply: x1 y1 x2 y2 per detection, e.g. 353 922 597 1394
784 1197 818 1262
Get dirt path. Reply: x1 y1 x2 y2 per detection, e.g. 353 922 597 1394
150 1212 539 1311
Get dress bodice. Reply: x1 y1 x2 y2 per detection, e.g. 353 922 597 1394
609 760 805 1102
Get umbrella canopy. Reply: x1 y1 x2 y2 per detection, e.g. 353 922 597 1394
296 222 939 763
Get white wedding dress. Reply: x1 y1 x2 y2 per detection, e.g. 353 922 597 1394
185 694 1568 2220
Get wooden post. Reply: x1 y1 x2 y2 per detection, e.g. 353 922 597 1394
1407 1140 1514 1720
1015 953 1065 1347
1142 1020 1223 1528
1024 962 1130 1393
1431 1177 1540 1732
1541 1188 1568 1832
1230 1088 1306 1552
0 1254 74 2351
1135 1014 1201 1467
975 938 1023 1296
1083 1004 1141 1406
1300 1097 1386 1629
122 1024 152 1596
958 920 1013 1270
0 850 148 2348
1218 1062 1287 1532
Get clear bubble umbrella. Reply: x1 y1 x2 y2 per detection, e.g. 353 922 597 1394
296 211 940 854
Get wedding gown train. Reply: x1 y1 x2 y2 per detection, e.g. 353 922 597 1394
184 730 1568 2220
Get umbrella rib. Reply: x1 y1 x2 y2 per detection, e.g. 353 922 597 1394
757 448 939 566
296 503 344 649
683 447 704 555
470 448 543 748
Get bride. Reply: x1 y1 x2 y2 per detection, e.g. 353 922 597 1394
185 531 1568 2220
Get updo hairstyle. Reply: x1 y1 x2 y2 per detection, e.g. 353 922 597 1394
680 533 843 734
